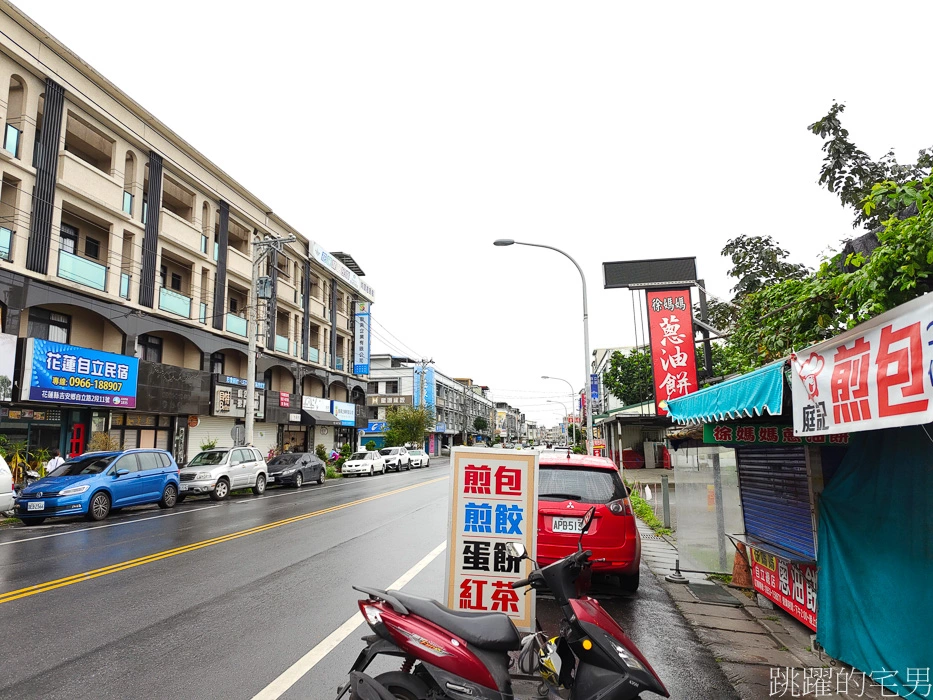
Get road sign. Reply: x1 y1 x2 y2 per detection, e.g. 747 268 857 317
590 374 599 401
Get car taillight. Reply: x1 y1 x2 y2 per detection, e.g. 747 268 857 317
608 498 633 516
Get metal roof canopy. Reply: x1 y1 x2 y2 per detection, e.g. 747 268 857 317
330 252 366 276
602 256 697 289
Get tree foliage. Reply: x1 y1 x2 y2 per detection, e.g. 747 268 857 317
603 349 653 406
473 416 488 432
384 405 435 447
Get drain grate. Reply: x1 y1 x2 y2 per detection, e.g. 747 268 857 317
686 581 742 606
641 533 666 541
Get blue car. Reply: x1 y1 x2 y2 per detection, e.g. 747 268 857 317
15 449 180 525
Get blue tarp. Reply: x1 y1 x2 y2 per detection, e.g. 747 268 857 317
818 425 933 698
666 360 786 424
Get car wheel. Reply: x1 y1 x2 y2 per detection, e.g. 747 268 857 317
210 478 230 501
368 466 374 477
318 468 325 485
252 474 267 495
86 492 111 521
158 484 178 509
20 517 45 526
618 570 640 594
294 472 303 488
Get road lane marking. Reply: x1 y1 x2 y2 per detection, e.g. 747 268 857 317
251 540 447 700
0 466 447 547
0 477 447 605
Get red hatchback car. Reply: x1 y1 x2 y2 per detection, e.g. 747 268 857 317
536 453 642 592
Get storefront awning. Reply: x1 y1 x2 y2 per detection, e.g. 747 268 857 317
302 410 342 426
666 360 787 424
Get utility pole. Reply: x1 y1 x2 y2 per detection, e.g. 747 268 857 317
245 232 296 447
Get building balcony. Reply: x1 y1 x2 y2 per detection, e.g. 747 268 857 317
227 247 252 281
119 272 131 299
308 347 320 363
308 295 328 321
160 209 201 251
336 356 344 371
158 286 192 318
274 334 289 354
0 227 12 261
57 150 122 210
226 313 247 337
58 249 107 291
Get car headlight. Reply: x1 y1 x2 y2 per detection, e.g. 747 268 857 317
60 484 90 496
281 468 296 475
195 472 214 480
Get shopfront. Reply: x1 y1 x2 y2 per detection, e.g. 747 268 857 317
302 396 341 453
332 400 357 450
109 412 173 451
264 391 308 455
188 375 265 461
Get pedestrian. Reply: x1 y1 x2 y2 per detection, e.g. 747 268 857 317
283 439 292 454
46 448 65 475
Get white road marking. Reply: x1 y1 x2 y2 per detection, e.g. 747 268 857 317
251 540 448 700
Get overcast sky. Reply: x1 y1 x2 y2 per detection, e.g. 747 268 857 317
14 0 933 427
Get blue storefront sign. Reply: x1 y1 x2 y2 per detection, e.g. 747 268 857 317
23 338 139 408
332 401 357 427
367 420 387 432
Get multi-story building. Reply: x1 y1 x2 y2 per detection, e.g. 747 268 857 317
361 356 495 452
0 3 372 464
494 402 523 443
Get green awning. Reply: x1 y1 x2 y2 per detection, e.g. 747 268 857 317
666 360 786 424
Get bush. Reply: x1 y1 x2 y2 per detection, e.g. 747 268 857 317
88 432 123 452
365 440 377 451
325 465 341 479
199 436 218 451
315 443 328 462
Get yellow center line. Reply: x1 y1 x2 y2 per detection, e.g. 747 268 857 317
0 476 448 605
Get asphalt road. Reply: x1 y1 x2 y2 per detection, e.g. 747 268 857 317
0 459 734 700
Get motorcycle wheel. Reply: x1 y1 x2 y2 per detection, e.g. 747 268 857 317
350 671 430 700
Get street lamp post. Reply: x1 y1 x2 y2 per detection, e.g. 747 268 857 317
495 239 593 454
546 399 570 446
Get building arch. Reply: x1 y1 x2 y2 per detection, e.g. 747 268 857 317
328 380 348 402
302 374 325 398
20 302 125 354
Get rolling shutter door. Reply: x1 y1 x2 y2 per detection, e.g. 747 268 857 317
186 417 235 463
736 446 814 559
251 422 278 460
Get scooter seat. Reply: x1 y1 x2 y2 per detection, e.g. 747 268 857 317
390 590 522 651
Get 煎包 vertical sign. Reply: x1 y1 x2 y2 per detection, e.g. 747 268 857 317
446 447 538 632
354 301 371 375
791 292 933 436
645 289 698 416
23 338 139 408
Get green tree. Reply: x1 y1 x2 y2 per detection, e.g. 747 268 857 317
721 235 809 299
603 349 653 406
384 405 435 447
473 416 488 432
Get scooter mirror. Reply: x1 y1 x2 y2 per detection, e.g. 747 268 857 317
506 542 527 560
580 506 596 533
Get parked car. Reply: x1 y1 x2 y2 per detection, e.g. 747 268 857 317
408 449 430 468
178 447 268 501
536 453 641 592
15 449 180 525
379 447 411 472
0 455 15 515
342 450 386 477
267 452 325 487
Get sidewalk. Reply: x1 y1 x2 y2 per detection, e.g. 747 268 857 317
637 519 887 700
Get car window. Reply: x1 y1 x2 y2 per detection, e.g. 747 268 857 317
380 448 398 456
538 467 625 504
269 454 301 466
136 452 163 472
159 452 172 467
56 455 117 475
188 451 228 467
114 454 140 473
231 449 250 464
350 452 369 461
252 449 265 462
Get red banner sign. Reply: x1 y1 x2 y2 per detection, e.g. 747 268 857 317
646 290 698 416
749 546 817 631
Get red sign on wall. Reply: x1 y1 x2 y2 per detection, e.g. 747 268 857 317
749 546 817 631
646 290 698 416
279 392 291 408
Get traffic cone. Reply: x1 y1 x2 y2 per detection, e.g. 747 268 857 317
729 541 754 589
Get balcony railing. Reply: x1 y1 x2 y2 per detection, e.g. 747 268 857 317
58 249 107 291
308 347 320 363
0 227 12 260
158 286 192 318
199 302 207 324
226 313 247 337
119 272 131 299
274 334 289 353
122 191 133 216
4 123 21 158
336 356 344 371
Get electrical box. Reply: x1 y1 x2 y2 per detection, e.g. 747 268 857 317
256 276 272 299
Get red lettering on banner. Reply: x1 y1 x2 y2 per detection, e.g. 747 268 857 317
876 322 928 417
464 464 491 494
782 427 802 443
494 466 521 496
490 581 520 613
830 337 872 424
459 578 487 610
736 426 756 442
712 425 733 442
758 426 779 443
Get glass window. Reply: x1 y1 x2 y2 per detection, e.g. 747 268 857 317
386 381 399 393
170 272 182 291
231 448 250 464
188 450 228 467
229 297 239 314
253 449 264 462
200 234 208 254
159 265 167 288
537 467 625 504
113 454 140 473
60 223 78 255
136 452 163 472
137 334 162 363
350 452 369 461
85 237 100 260
27 308 71 344
56 455 117 475
211 352 225 375
269 454 301 466
367 382 379 394
159 452 172 467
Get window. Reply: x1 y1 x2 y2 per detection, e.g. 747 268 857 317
113 455 139 473
159 265 167 288
367 382 379 394
200 234 208 254
387 381 399 393
210 352 225 375
84 236 100 260
27 308 70 344
136 452 163 472
137 334 163 363
60 224 78 255
232 448 249 465
229 297 239 314
170 273 182 292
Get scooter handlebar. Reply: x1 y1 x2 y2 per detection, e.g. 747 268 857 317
511 577 531 589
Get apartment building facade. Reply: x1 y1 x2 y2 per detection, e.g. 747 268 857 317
0 2 372 463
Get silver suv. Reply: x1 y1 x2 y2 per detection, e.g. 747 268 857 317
379 446 411 472
178 447 268 501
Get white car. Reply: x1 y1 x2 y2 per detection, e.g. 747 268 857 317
178 447 269 501
0 455 14 514
379 447 411 472
342 451 386 477
408 449 430 468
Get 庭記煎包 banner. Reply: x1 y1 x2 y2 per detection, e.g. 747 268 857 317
23 339 139 408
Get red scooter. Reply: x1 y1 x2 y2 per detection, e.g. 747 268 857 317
336 507 668 700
